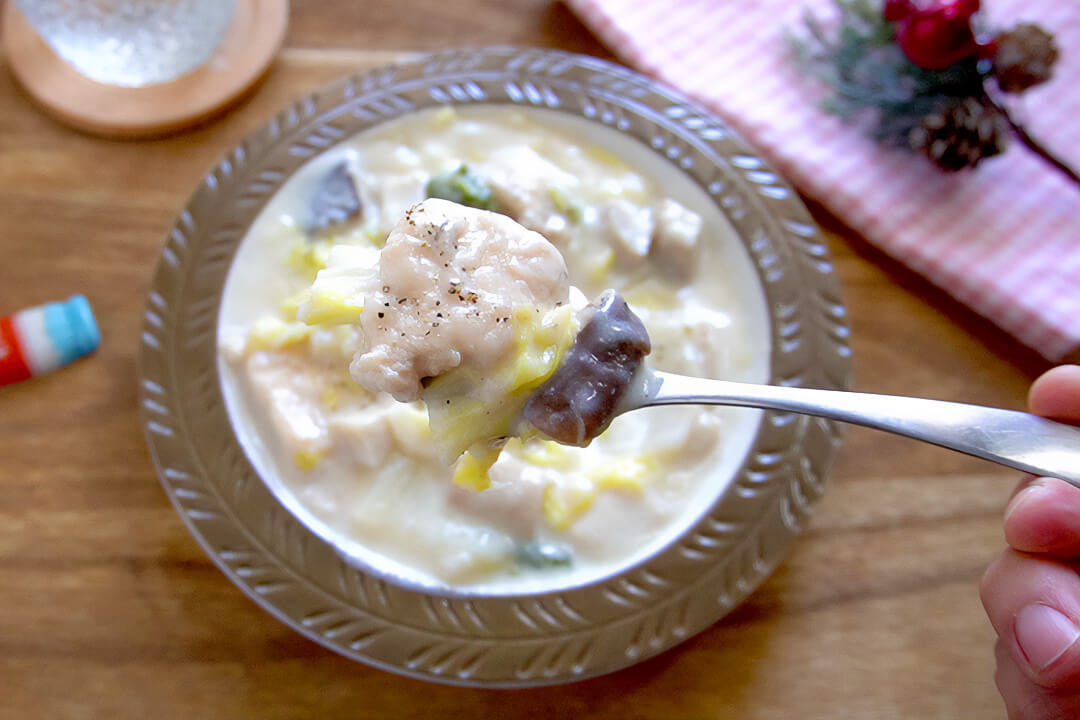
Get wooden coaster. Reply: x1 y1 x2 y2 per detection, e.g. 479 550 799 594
2 0 289 138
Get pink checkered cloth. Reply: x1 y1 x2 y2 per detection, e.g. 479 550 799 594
566 0 1080 361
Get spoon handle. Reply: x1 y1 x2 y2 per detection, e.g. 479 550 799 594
639 371 1080 488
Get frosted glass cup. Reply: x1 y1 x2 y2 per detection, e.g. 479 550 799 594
13 0 236 86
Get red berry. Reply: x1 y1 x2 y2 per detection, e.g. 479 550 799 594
976 37 998 61
884 0 913 22
895 0 983 70
957 0 982 17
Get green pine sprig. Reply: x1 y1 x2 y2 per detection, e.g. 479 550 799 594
791 0 991 145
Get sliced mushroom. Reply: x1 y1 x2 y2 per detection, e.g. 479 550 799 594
306 158 364 237
522 290 651 447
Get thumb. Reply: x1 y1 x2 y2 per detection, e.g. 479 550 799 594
982 550 1080 690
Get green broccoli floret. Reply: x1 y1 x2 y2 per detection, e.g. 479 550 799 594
425 164 497 211
516 540 573 569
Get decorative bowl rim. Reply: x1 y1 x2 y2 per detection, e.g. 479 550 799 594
138 45 852 687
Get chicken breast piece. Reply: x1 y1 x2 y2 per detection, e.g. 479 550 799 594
651 198 702 280
480 146 581 244
351 198 570 402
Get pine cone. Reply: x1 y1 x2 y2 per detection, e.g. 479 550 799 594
993 23 1059 93
908 98 1009 172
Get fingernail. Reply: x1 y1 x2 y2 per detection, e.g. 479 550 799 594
1015 603 1080 672
1005 479 1048 523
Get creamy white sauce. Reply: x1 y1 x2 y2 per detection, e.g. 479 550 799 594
218 106 771 592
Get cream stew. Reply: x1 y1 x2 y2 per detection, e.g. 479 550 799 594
218 106 770 591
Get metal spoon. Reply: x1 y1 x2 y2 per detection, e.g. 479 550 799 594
623 369 1080 488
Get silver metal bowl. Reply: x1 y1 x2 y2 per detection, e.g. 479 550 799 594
138 47 852 686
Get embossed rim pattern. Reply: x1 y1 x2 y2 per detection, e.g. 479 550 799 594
138 47 852 687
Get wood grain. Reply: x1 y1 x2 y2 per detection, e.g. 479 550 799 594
0 1 1053 718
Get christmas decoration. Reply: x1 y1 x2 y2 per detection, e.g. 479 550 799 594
909 96 1008 171
793 0 1078 184
993 23 1059 93
889 0 993 70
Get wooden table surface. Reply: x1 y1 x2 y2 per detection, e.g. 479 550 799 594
0 2 1058 718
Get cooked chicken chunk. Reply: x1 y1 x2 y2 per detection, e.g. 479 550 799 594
651 198 702 280
480 146 580 244
604 198 655 261
351 198 570 402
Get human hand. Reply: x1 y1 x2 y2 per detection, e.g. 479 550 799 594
981 365 1080 719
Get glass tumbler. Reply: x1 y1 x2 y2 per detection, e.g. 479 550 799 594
12 0 237 87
